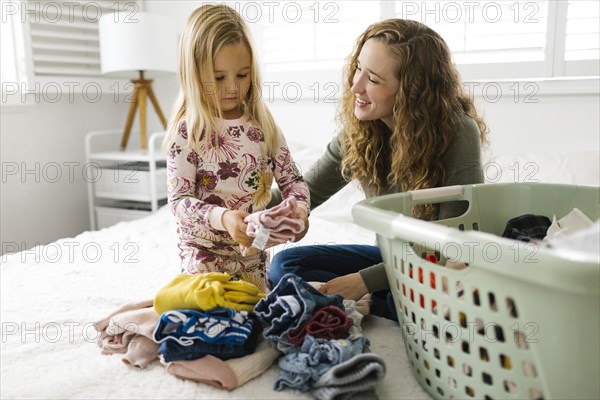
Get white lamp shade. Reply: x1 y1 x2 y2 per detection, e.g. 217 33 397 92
98 12 177 79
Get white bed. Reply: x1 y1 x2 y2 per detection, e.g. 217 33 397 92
2 143 598 399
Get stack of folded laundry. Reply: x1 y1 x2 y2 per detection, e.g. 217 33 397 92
94 272 387 397
254 273 387 399
94 272 279 391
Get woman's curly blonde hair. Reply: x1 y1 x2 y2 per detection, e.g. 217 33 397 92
338 19 488 219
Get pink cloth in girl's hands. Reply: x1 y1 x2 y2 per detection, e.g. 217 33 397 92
243 197 305 253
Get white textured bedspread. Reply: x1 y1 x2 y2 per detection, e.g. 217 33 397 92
1 190 429 399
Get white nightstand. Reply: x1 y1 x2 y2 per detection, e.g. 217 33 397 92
85 129 168 230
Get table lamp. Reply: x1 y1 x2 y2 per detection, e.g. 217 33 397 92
98 12 177 152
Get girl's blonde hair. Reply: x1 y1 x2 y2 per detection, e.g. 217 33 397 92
163 4 279 155
338 19 488 219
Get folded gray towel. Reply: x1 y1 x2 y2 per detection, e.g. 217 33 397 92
312 352 386 400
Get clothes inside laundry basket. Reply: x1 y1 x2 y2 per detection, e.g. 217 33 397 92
501 214 552 242
501 209 597 258
545 220 600 259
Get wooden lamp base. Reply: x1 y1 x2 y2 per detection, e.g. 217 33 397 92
120 70 168 152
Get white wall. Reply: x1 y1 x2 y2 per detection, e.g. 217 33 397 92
0 93 168 255
268 90 600 155
1 1 598 256
473 92 599 157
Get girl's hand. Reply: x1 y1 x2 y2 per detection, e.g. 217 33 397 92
295 208 310 242
222 210 253 247
318 272 369 301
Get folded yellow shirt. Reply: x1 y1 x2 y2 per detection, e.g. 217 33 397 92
154 272 266 314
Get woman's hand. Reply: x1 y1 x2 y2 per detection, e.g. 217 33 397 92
318 272 369 301
222 210 253 247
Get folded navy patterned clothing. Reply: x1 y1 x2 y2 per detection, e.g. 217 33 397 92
158 324 261 362
153 308 256 346
312 352 386 400
254 273 344 353
157 315 262 363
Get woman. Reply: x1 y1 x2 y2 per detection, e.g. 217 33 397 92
268 19 488 320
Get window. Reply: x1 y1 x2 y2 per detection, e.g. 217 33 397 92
254 0 599 81
2 0 141 99
396 1 549 64
259 1 381 72
565 0 599 61
1 6 21 86
25 0 139 77
1 4 27 104
562 0 600 75
396 0 551 79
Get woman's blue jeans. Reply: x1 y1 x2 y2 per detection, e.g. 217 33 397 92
268 244 398 321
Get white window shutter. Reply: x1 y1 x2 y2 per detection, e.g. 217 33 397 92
564 0 600 61
1 9 20 85
395 0 548 64
250 0 597 83
261 1 381 72
555 0 600 76
27 0 138 77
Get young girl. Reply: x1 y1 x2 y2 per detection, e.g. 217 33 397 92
163 4 310 291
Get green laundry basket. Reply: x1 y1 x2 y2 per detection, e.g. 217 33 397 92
352 183 600 400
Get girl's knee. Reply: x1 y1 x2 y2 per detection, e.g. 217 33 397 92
268 245 319 286
268 248 304 285
267 251 287 284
